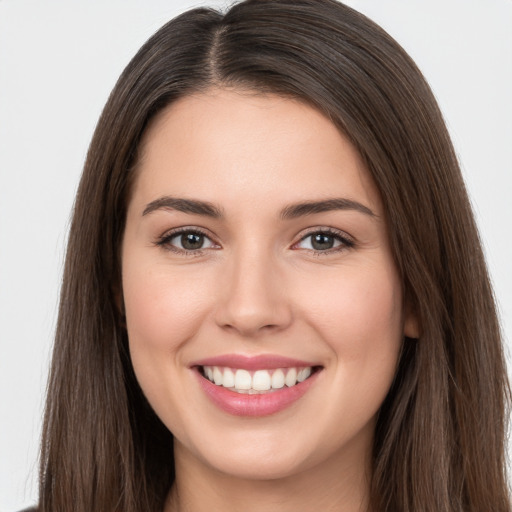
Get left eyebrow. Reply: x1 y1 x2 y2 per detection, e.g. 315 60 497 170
280 198 376 220
142 196 223 218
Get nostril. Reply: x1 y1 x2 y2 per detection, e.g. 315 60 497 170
213 272 293 336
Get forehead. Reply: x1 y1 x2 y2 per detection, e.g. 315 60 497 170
131 88 381 216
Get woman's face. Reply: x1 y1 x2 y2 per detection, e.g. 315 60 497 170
122 89 417 481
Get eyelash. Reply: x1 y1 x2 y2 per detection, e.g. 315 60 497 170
293 228 355 255
155 227 218 257
155 227 355 256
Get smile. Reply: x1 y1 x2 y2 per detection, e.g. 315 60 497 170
201 366 313 394
192 355 322 416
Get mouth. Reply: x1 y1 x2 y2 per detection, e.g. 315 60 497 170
199 365 321 394
191 355 323 416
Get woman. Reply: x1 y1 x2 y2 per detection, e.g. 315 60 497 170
34 0 510 511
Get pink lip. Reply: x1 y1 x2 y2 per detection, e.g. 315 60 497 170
191 353 317 371
191 354 322 417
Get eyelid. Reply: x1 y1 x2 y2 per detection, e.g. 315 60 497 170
291 226 355 253
155 226 221 255
154 225 354 256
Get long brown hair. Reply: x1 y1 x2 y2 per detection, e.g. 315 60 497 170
39 1 510 510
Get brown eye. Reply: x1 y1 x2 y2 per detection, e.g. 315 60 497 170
311 233 335 250
162 230 217 252
295 230 354 253
180 232 205 250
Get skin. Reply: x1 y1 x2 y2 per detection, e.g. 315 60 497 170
121 88 418 512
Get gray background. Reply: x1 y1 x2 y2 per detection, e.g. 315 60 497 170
1 0 511 510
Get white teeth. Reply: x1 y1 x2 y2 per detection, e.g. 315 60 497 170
285 368 297 387
202 365 314 393
222 368 235 388
253 370 271 391
271 369 285 389
234 369 252 390
297 367 312 382
213 367 223 385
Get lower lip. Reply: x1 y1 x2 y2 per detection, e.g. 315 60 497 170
195 369 321 417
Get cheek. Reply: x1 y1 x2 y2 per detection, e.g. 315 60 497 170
121 255 217 404
298 260 403 397
302 262 403 344
121 258 217 432
123 263 210 351
294 262 403 442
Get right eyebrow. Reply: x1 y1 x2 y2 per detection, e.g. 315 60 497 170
280 197 376 220
142 196 224 218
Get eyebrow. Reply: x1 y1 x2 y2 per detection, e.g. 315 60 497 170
142 196 376 220
142 197 223 218
280 198 376 219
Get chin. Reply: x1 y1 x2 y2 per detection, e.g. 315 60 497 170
204 450 312 481
173 427 318 482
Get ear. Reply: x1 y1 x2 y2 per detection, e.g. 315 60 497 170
403 303 420 339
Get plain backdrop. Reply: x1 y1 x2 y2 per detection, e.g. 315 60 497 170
1 1 511 510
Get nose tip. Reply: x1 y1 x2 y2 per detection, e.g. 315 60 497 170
220 304 286 337
214 260 292 338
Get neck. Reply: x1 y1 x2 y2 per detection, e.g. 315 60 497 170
164 439 372 512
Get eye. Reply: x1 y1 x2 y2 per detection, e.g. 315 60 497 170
156 228 218 253
294 229 354 253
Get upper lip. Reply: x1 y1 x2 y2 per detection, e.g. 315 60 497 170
191 354 320 371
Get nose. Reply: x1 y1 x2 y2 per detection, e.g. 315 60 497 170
214 248 293 338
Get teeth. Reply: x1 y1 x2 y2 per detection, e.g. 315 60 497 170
271 369 285 389
213 367 223 385
234 369 252 390
202 365 314 393
223 368 235 388
297 367 312 382
285 368 297 387
253 370 271 391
